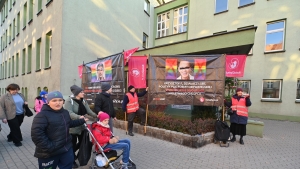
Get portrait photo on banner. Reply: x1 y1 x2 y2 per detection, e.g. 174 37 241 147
91 60 113 82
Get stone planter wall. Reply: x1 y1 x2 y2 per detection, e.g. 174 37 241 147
114 120 214 148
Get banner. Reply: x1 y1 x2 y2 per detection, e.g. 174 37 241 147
81 53 125 106
123 47 139 65
78 65 83 78
128 56 147 88
148 55 225 106
226 55 247 77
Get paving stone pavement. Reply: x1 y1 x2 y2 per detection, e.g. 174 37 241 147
0 115 300 169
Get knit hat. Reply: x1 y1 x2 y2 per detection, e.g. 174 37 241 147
40 90 48 97
98 113 110 122
47 91 63 102
70 85 83 96
236 88 243 93
101 83 111 91
128 85 134 91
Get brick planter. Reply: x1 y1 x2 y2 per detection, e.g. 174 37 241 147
114 120 214 148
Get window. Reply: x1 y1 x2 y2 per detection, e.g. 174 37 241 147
12 55 14 76
23 3 27 29
29 0 33 22
5 61 7 78
5 1 8 17
238 80 251 94
45 31 52 68
265 20 285 52
143 33 148 48
16 53 19 76
239 0 254 7
12 18 15 38
1 9 4 23
43 86 48 92
0 64 2 79
157 12 170 38
36 38 41 70
21 87 24 95
9 0 12 10
27 44 32 73
38 0 43 12
262 79 282 101
5 29 7 47
296 79 300 100
8 58 11 77
25 87 28 100
144 0 150 14
37 87 41 96
215 0 228 13
8 24 11 43
17 12 20 35
22 48 26 74
173 6 188 34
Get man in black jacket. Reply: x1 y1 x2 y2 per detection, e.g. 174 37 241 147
31 91 88 169
94 82 116 132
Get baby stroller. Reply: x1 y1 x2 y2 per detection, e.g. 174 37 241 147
84 123 136 169
214 112 231 147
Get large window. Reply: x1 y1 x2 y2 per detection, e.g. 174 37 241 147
36 38 41 70
29 0 33 22
22 48 26 74
157 12 170 38
8 24 11 43
12 55 14 76
265 20 285 52
8 58 11 77
45 31 52 68
38 0 43 12
238 80 251 94
27 44 32 73
296 79 300 100
17 12 20 35
23 3 27 29
12 18 15 38
143 33 148 48
239 0 254 7
16 53 19 76
215 0 228 13
262 79 282 101
144 0 150 14
173 6 188 34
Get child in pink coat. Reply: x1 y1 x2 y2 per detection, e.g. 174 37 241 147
34 91 48 113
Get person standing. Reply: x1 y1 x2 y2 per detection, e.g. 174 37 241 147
225 88 252 145
31 91 88 169
122 85 147 136
0 83 27 147
34 90 48 113
64 85 97 168
94 82 116 132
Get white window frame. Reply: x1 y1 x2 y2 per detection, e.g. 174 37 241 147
173 6 188 34
239 0 254 7
265 20 285 52
296 79 300 100
261 79 282 101
144 0 150 14
49 35 52 67
143 33 148 48
215 0 228 13
157 12 170 38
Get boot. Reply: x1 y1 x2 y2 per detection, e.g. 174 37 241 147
230 136 236 142
240 138 244 145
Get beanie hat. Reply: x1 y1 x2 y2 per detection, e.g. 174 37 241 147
101 83 111 91
236 88 243 93
47 91 63 102
128 85 134 91
70 85 83 96
98 112 110 122
40 90 48 97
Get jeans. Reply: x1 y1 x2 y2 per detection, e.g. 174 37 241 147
38 148 74 169
104 139 131 163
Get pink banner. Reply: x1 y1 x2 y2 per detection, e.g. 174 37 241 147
226 55 247 77
124 47 139 65
78 65 83 78
128 56 147 88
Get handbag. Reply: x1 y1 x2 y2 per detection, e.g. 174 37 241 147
226 108 234 116
23 104 33 117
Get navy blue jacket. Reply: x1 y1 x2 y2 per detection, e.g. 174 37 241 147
225 94 252 125
122 91 147 111
31 104 85 158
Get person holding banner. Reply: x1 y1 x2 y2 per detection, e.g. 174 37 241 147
94 82 116 132
122 85 147 136
177 60 194 80
96 62 106 81
224 88 251 145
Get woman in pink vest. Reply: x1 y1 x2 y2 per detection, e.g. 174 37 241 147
225 88 252 145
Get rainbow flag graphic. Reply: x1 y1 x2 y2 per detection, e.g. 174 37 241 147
165 59 177 80
194 59 206 80
105 60 112 80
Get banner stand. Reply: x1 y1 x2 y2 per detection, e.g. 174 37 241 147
222 106 225 121
125 112 128 135
144 104 149 135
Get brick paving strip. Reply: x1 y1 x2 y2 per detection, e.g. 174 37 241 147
1 116 300 169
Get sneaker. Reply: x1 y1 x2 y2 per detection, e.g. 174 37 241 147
14 142 22 147
72 161 78 168
120 163 128 169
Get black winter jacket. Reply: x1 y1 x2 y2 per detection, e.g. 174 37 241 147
94 92 115 118
31 104 85 158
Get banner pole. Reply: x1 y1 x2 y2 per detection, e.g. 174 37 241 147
144 104 148 135
222 106 225 121
125 111 128 135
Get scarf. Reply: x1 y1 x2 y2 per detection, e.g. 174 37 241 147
73 98 87 116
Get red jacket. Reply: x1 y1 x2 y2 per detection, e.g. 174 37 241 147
92 122 112 147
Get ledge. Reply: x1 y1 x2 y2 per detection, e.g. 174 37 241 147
214 10 228 15
261 99 282 103
44 66 51 70
114 120 214 148
264 50 285 54
46 0 53 7
37 9 43 16
238 2 255 9
27 71 31 74
22 26 26 31
144 10 150 17
28 19 33 25
35 69 41 72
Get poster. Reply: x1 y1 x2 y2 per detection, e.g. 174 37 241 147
148 55 225 106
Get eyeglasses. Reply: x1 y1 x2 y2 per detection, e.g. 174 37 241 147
179 67 190 70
